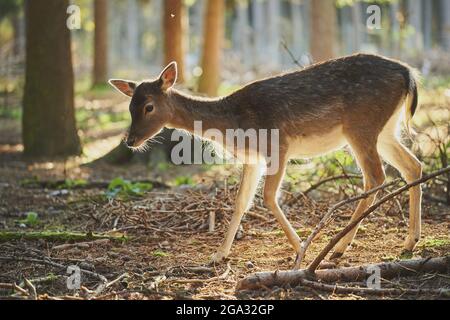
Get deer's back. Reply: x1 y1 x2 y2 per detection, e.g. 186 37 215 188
229 54 412 137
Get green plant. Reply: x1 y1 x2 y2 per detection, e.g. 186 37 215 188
173 176 194 186
398 251 414 260
106 177 153 199
18 212 39 227
421 238 450 249
152 250 169 258
0 107 21 120
156 162 171 172
19 177 40 187
59 179 87 189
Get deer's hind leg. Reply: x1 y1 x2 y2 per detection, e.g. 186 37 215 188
378 132 422 252
331 134 386 259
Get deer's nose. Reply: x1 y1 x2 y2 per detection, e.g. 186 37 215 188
126 137 136 147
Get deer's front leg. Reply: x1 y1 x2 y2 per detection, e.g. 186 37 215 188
263 158 302 258
210 164 263 263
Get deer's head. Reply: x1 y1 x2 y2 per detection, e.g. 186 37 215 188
109 62 178 148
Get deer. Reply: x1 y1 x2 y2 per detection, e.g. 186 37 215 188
109 53 422 265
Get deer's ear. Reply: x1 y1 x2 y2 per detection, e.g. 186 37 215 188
159 62 178 91
108 79 137 97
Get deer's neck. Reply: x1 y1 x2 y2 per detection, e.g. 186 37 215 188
167 89 236 135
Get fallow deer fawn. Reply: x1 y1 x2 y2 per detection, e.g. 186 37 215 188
110 53 422 264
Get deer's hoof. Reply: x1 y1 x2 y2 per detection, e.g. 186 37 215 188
403 236 419 252
210 250 228 265
329 251 344 260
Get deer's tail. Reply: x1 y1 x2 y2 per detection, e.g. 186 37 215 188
403 68 420 136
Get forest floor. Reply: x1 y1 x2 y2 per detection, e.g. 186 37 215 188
0 82 449 300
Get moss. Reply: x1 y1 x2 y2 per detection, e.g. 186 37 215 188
398 251 414 260
381 255 397 262
152 250 169 258
296 229 310 238
0 231 129 243
421 238 450 249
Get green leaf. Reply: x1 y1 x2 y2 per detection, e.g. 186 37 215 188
59 179 87 189
106 178 153 200
108 177 127 191
173 176 194 186
18 212 39 227
152 250 169 258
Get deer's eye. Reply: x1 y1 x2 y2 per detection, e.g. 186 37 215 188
144 104 154 114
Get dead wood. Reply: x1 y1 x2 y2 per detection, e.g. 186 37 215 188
0 231 127 243
237 256 450 291
51 239 110 251
21 179 169 190
168 263 232 284
0 256 108 290
298 278 449 297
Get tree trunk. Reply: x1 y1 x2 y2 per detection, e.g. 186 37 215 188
290 0 306 59
93 0 108 86
190 0 205 62
163 0 186 83
95 142 133 165
266 0 280 69
442 0 450 50
23 0 81 158
252 0 266 71
198 0 225 97
126 0 139 69
423 0 432 51
310 0 336 62
12 14 24 57
340 6 353 55
351 1 363 53
390 0 401 58
406 0 423 54
234 0 251 69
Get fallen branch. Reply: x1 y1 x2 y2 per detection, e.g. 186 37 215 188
19 274 64 288
237 256 449 291
208 211 216 233
0 256 108 293
0 283 29 297
308 166 450 272
167 265 214 276
52 239 110 251
168 263 232 284
0 231 128 243
20 179 169 190
23 278 37 300
299 278 448 297
105 273 129 290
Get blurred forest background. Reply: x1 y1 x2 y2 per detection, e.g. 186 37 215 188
0 0 450 162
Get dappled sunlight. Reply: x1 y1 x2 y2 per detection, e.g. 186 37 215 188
0 0 449 302
81 134 124 163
